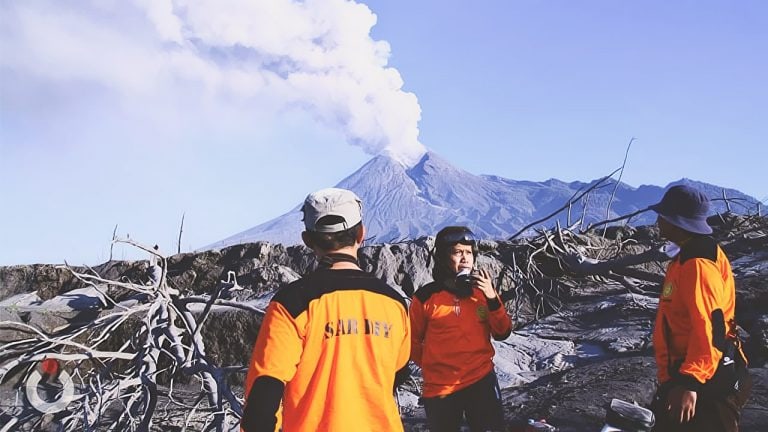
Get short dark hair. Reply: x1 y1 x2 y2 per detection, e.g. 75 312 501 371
304 215 362 251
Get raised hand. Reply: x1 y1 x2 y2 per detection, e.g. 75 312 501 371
471 269 497 299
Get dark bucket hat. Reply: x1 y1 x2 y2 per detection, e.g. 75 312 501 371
650 185 713 235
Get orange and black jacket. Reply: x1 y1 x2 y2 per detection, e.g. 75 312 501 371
410 282 512 398
241 268 410 432
652 235 746 391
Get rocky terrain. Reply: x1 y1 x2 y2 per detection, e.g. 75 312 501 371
1 213 766 431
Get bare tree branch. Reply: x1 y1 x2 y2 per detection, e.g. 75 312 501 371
110 224 118 262
1 239 252 431
582 206 652 233
603 137 635 237
178 212 185 255
508 167 621 240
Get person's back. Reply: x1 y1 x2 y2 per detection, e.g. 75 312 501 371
241 188 410 432
263 269 408 430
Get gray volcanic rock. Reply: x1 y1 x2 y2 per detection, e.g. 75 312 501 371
0 265 80 301
1 216 767 431
498 357 768 432
517 293 656 354
501 356 659 431
359 236 434 297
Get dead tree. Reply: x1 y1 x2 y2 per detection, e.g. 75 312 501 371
508 167 621 241
0 239 262 432
603 137 635 237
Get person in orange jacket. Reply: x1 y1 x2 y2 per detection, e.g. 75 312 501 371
649 185 751 432
241 188 411 432
410 226 513 431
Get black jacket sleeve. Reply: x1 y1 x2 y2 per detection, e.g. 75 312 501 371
241 376 284 432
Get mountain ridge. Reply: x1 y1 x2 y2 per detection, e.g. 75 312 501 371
205 151 760 250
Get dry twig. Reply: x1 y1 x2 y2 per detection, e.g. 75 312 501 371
0 238 253 432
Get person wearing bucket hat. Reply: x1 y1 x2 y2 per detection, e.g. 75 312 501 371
650 184 714 235
649 185 751 432
241 188 410 432
410 226 512 431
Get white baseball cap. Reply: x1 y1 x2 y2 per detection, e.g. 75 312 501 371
301 188 363 233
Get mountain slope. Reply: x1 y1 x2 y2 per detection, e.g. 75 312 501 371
206 152 759 249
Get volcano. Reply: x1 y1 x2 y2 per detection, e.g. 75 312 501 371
206 151 758 249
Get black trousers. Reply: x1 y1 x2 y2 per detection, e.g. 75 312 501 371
650 372 752 432
422 371 505 432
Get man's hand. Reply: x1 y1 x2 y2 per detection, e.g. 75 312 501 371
471 269 497 299
666 385 697 424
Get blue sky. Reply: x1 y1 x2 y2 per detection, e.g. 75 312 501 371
1 0 766 266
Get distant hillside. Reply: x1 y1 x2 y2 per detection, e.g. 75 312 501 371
206 151 760 249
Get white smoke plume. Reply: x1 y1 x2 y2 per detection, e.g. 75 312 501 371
0 0 426 165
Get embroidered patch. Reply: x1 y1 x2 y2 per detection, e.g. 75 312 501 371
662 282 674 298
476 305 489 320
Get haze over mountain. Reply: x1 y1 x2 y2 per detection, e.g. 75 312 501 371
206 151 759 250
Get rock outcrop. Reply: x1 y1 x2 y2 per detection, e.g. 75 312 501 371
1 214 766 431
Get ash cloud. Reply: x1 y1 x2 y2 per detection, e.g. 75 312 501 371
0 0 426 165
